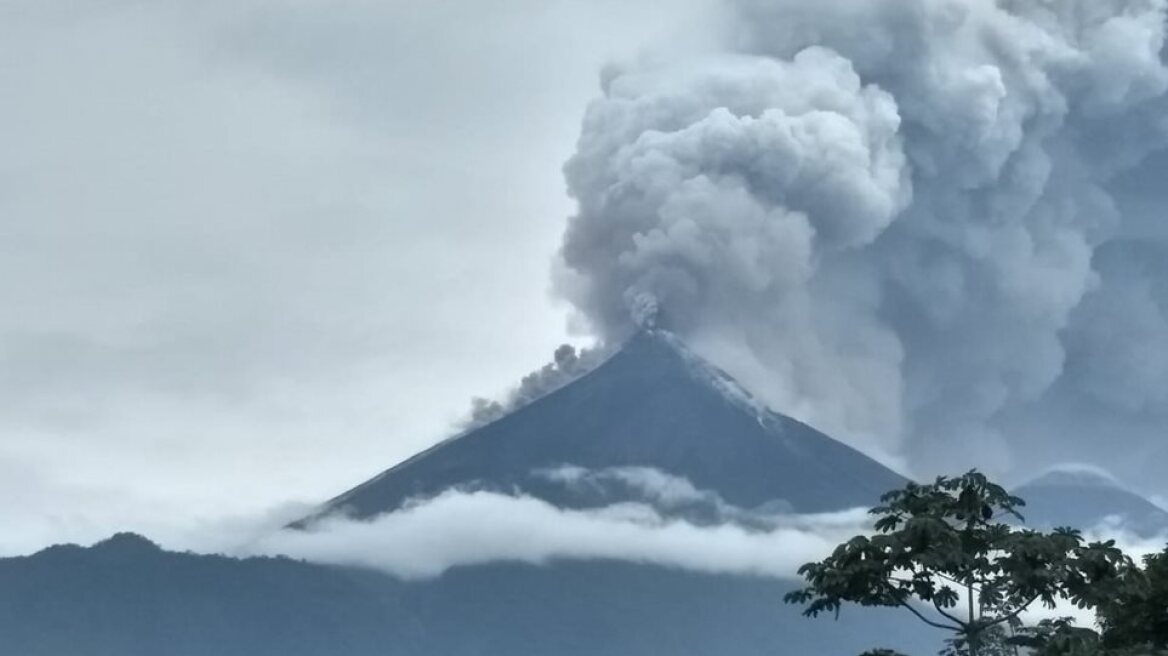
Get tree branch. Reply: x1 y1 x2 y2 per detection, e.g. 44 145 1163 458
896 599 963 632
982 595 1041 629
881 574 965 632
931 598 965 627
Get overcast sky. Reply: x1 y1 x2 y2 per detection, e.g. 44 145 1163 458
0 0 720 554
7 0 1168 556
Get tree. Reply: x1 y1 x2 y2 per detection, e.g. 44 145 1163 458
1097 545 1168 653
974 549 1168 656
784 471 1132 656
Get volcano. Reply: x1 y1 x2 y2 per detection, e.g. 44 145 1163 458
303 329 906 525
1015 467 1168 537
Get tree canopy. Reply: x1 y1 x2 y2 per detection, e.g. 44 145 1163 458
784 471 1138 656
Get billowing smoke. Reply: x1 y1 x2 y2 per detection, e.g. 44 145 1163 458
555 0 1168 487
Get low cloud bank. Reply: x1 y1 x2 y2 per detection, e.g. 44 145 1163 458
248 476 870 580
242 466 1167 586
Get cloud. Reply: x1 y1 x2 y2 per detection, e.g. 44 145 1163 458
535 465 736 511
533 465 804 521
249 472 871 580
237 466 1165 637
1033 462 1124 486
554 0 1168 491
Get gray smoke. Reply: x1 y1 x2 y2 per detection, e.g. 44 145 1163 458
555 0 1168 487
465 343 611 428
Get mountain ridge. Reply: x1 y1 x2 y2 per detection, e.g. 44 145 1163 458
0 531 938 656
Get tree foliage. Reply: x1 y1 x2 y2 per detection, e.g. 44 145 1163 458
784 471 1132 656
1009 618 1106 656
1097 546 1168 653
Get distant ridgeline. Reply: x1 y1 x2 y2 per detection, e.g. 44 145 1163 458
0 532 938 656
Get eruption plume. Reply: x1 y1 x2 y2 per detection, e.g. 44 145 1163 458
554 0 1168 485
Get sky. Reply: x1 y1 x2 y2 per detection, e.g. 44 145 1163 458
4 0 1168 557
0 0 721 554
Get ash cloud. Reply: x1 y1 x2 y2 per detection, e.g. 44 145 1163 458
555 0 1168 488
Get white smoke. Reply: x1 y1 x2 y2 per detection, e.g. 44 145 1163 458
555 0 1168 485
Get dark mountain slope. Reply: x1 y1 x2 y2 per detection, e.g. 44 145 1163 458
311 330 905 523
